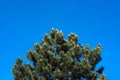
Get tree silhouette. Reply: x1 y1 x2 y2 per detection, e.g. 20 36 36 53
12 28 106 80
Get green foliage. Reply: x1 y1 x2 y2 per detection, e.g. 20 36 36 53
12 28 106 80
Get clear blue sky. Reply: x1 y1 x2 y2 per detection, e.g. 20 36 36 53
0 0 120 80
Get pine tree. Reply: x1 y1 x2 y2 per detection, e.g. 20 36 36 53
12 28 106 80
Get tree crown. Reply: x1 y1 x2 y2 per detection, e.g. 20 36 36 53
12 28 106 80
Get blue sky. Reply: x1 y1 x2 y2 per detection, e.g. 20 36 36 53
0 0 120 80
